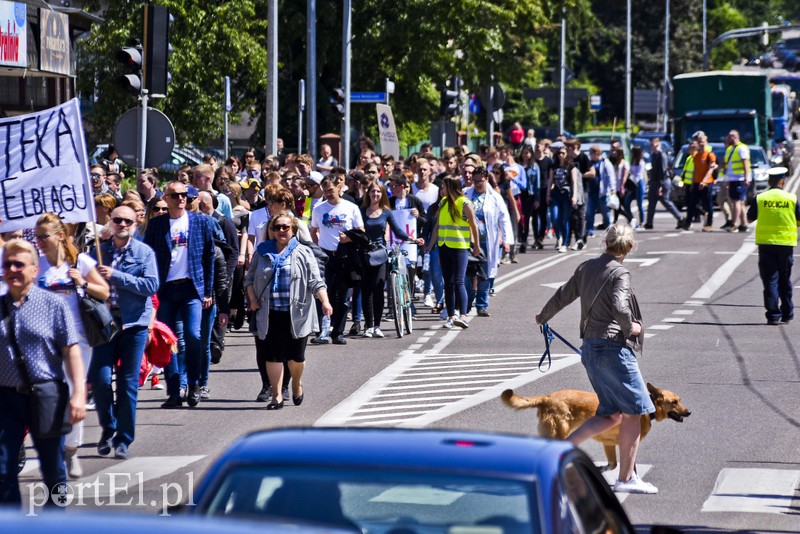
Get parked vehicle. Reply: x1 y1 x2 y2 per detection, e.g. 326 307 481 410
575 131 632 155
770 74 800 121
771 84 794 143
187 427 650 533
670 142 771 209
90 143 203 179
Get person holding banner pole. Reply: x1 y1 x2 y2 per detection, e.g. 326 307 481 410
360 181 423 338
34 214 110 479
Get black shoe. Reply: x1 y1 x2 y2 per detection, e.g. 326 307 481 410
767 317 781 325
348 321 361 336
161 395 182 408
233 311 245 330
17 444 26 474
255 387 271 402
738 225 748 232
114 443 129 460
332 335 347 345
210 344 223 364
97 429 114 456
721 221 733 229
310 336 329 345
534 241 544 250
293 387 304 406
781 316 793 324
187 385 201 407
643 224 654 230
519 244 527 253
266 399 284 410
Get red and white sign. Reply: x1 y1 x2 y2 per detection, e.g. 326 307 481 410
0 2 27 68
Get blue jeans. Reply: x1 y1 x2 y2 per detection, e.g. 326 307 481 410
89 324 148 447
623 184 645 223
423 246 444 304
549 188 571 244
581 338 655 417
467 241 490 310
758 245 794 322
0 388 65 506
584 181 604 236
157 281 204 397
198 303 216 388
439 245 469 317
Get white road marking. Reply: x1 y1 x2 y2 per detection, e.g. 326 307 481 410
541 281 567 289
702 468 800 514
662 317 686 323
625 258 660 267
18 459 40 477
693 241 757 299
74 456 205 498
493 254 577 293
407 344 423 350
643 333 657 339
647 324 674 330
673 310 695 315
646 251 699 255
684 300 705 306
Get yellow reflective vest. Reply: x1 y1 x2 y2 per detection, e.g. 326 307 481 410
724 142 749 180
438 196 471 249
754 188 798 247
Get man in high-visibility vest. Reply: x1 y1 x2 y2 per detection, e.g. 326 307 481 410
723 130 751 232
747 167 799 325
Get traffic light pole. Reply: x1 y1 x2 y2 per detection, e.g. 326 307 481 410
342 0 352 169
138 89 149 174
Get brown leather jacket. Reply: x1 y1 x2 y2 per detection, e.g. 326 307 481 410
538 252 644 353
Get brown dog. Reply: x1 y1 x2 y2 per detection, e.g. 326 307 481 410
500 383 690 471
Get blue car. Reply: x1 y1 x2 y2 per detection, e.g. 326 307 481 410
188 428 638 534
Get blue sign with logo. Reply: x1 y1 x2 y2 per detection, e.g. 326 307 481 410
469 95 481 114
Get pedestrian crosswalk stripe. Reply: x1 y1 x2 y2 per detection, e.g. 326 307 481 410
702 468 800 514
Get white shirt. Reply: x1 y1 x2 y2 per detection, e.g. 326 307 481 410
37 252 96 338
412 183 439 210
167 213 190 281
311 201 364 252
248 207 271 246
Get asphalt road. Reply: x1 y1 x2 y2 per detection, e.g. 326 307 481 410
18 167 800 533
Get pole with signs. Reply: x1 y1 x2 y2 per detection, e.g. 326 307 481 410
625 0 631 134
488 77 495 147
376 104 399 159
559 6 566 136
663 0 670 132
342 0 352 169
298 79 305 154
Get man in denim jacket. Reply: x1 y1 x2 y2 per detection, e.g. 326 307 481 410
89 205 160 460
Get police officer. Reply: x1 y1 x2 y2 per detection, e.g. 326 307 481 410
747 167 799 325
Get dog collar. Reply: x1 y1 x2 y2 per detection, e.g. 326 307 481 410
649 412 656 420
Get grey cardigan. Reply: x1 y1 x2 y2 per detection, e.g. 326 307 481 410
538 252 644 353
244 244 327 340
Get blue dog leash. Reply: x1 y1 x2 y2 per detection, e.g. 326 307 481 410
539 322 582 372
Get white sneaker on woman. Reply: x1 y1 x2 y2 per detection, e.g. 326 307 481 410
361 327 374 338
372 327 385 338
613 474 658 494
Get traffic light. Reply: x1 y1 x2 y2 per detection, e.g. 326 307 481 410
331 87 345 115
143 5 172 97
116 39 143 95
439 76 462 118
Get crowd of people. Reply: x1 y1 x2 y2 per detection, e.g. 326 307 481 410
0 127 758 505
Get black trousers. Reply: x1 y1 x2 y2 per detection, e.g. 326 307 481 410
361 261 388 329
758 244 794 321
323 250 352 337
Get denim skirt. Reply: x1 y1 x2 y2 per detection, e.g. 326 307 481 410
581 338 655 417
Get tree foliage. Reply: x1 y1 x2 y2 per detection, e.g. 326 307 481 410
76 0 794 153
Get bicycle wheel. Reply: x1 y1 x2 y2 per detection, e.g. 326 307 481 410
401 275 413 334
388 272 403 338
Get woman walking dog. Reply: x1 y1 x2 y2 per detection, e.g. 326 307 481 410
535 223 657 494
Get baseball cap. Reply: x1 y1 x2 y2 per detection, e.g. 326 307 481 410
240 178 262 190
308 171 324 184
186 186 200 200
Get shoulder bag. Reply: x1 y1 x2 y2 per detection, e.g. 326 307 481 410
78 288 119 347
2 299 72 439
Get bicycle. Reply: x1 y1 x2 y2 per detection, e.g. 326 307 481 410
387 244 413 338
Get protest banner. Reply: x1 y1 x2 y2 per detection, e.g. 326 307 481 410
0 98 94 231
389 208 418 263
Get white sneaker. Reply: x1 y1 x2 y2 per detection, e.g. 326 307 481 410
613 474 658 494
361 327 374 338
372 327 385 338
423 294 435 308
452 316 469 329
65 448 82 479
558 245 567 253
443 318 455 329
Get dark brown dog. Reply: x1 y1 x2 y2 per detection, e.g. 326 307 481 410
500 383 691 471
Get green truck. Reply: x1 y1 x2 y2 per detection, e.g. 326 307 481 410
672 71 773 152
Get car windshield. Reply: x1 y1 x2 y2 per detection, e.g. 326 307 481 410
203 466 539 534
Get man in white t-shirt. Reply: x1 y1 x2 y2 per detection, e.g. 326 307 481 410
412 158 439 210
310 174 364 345
144 181 216 409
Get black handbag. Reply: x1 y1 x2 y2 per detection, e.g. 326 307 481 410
78 289 119 347
2 300 72 439
366 245 389 267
